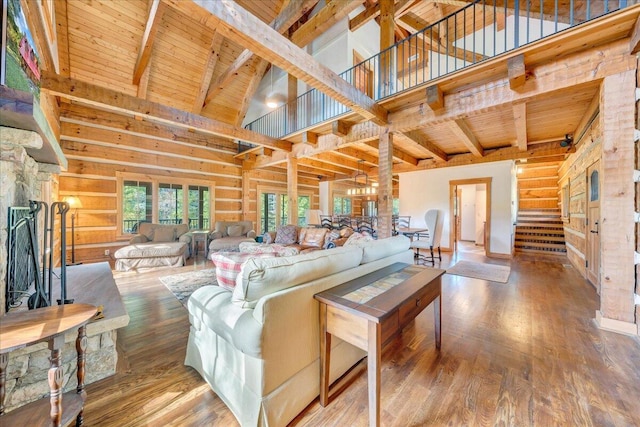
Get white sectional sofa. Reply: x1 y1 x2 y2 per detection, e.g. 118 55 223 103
185 235 414 427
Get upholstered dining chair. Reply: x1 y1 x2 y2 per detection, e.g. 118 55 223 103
410 209 442 264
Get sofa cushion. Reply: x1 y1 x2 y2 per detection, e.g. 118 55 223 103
361 235 411 264
274 225 298 245
114 241 187 259
153 227 175 242
227 224 244 237
232 246 363 308
239 242 300 257
211 252 276 291
298 227 329 248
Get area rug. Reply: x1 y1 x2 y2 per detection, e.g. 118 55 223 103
159 268 218 307
446 260 511 283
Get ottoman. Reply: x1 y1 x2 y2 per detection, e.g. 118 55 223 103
114 241 188 271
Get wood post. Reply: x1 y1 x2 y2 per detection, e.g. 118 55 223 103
597 70 637 330
287 154 298 226
377 130 394 239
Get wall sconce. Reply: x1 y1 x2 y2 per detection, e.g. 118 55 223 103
560 134 573 147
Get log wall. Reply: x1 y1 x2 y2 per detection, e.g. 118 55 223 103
558 113 601 279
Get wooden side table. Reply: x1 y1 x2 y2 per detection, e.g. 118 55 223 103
0 304 97 426
314 263 445 427
191 230 210 258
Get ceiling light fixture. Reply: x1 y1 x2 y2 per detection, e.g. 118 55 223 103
347 160 378 196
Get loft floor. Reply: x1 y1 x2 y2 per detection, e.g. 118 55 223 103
83 249 640 426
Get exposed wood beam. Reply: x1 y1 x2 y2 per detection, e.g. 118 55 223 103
332 120 353 137
334 147 379 165
193 31 223 113
133 0 166 85
54 0 71 77
350 0 416 32
401 130 448 161
630 14 640 54
363 141 419 166
297 157 355 175
289 0 362 48
380 0 396 50
426 85 444 110
203 0 319 106
508 54 527 90
136 65 151 99
42 72 292 151
175 0 388 125
512 102 528 151
301 131 318 145
310 152 365 171
572 92 599 146
447 119 484 157
233 57 270 126
389 141 575 173
390 39 634 135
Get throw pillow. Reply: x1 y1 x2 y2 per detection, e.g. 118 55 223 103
211 252 275 291
344 231 374 247
263 232 274 244
152 227 175 242
227 224 244 237
274 225 298 245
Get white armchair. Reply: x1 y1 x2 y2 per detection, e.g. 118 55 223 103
410 209 443 264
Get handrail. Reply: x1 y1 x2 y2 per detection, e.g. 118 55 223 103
244 0 632 141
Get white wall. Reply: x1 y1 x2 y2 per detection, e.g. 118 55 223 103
459 184 477 241
319 181 330 214
475 184 487 245
399 161 514 255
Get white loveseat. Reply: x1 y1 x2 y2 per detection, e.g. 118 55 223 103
185 235 413 426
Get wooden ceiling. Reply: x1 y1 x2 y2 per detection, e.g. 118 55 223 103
34 0 640 181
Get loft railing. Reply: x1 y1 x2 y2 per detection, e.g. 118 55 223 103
245 0 633 140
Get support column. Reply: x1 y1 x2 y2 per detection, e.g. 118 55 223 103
287 74 297 134
377 129 393 239
287 154 298 226
379 0 395 97
242 167 252 222
596 69 638 335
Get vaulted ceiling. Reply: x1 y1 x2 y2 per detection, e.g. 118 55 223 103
31 0 640 181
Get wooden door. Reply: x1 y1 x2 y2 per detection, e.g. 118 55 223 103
586 161 601 290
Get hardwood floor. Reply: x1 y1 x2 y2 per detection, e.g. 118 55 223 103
83 250 640 426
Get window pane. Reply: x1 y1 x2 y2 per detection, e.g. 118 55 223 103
159 183 183 225
280 194 288 225
333 197 342 215
188 185 210 229
392 198 400 215
344 198 352 215
298 196 310 226
261 193 277 232
123 180 152 233
590 171 599 202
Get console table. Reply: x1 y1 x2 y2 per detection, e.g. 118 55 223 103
314 263 445 427
0 304 97 426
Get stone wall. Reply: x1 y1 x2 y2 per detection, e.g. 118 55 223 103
0 126 58 317
3 329 118 412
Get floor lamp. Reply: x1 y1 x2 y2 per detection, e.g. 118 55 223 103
62 195 83 265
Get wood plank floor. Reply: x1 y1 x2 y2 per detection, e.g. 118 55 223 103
83 246 640 426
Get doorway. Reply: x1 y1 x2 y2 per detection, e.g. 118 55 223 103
586 161 601 291
449 178 491 255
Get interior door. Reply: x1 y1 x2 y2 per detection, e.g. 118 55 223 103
586 161 601 290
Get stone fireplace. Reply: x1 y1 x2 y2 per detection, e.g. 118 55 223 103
0 126 129 412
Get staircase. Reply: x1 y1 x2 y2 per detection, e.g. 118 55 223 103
515 162 567 255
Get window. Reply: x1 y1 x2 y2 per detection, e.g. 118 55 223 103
333 196 352 215
188 186 211 230
122 180 152 233
590 170 599 202
392 198 400 215
258 188 312 233
117 172 213 236
158 183 183 225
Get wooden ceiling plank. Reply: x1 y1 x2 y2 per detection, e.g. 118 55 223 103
42 72 292 151
193 31 223 113
132 0 167 85
175 0 388 125
572 92 599 146
512 102 528 151
402 130 448 161
203 0 319 106
335 147 379 165
447 119 484 157
363 141 419 166
234 57 271 126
